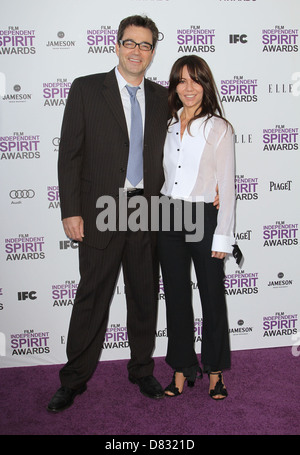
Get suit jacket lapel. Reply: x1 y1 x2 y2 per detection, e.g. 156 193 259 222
144 79 156 141
102 69 128 138
101 72 162 143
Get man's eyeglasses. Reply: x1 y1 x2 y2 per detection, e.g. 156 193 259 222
119 39 153 52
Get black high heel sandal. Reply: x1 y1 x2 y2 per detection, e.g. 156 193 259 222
208 372 228 400
165 367 203 397
164 371 182 397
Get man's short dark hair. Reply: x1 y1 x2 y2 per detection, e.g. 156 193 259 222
117 15 159 49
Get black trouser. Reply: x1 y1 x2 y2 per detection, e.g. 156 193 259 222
59 227 159 389
158 202 230 374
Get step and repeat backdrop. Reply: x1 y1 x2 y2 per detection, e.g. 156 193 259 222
1 0 299 368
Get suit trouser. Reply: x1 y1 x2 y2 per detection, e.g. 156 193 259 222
59 228 159 389
158 202 230 374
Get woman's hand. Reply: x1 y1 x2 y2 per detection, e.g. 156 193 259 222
211 251 226 260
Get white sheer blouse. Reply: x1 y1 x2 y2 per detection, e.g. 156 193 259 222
161 109 236 253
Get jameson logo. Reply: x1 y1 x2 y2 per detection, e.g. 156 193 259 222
103 325 129 349
262 26 298 52
177 26 215 53
2 84 32 103
10 330 50 356
263 126 298 151
46 31 75 49
229 320 253 337
87 27 117 53
263 313 298 338
0 26 36 54
263 221 298 247
268 272 293 289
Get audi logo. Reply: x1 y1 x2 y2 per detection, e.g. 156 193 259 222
9 189 35 199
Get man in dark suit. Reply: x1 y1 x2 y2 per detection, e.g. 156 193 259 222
47 15 169 412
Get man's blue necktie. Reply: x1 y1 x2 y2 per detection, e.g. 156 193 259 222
126 85 143 187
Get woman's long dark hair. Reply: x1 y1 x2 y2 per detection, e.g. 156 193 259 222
168 55 230 133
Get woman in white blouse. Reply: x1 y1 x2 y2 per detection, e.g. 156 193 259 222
159 55 235 400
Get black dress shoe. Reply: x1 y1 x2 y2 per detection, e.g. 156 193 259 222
47 385 87 412
129 375 164 399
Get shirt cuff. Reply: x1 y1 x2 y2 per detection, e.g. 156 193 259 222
212 234 234 254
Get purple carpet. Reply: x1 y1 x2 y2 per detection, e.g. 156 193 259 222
0 346 299 436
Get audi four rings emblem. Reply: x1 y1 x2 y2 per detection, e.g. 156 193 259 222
10 190 35 199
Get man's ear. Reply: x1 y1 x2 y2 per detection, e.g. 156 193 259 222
115 41 120 57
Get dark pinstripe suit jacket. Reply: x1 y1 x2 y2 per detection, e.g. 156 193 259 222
58 69 169 249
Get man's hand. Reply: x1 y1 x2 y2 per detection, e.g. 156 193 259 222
62 216 84 242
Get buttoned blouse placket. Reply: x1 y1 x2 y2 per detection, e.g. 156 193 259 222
164 117 207 201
